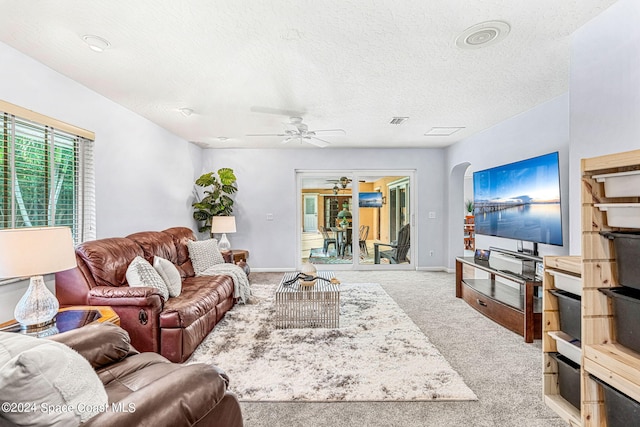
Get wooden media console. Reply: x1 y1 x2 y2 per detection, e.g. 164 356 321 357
455 252 542 343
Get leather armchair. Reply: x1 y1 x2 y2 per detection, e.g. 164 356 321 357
46 322 244 427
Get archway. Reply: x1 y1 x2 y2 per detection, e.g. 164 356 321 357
446 161 471 271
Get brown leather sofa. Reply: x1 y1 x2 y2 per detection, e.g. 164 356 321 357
55 227 236 363
47 322 243 427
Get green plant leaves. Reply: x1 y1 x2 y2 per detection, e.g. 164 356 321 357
218 168 237 185
192 168 238 232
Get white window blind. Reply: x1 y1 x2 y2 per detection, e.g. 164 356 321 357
0 103 95 244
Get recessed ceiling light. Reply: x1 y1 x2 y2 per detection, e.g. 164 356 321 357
456 21 510 50
216 137 229 142
424 127 465 136
82 35 111 52
178 107 194 117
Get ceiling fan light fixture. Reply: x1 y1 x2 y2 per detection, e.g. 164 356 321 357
82 35 111 52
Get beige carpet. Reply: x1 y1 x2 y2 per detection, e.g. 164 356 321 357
187 282 477 402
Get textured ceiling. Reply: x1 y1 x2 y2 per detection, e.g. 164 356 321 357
0 0 617 149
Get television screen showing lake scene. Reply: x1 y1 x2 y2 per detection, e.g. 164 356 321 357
473 152 563 246
359 192 383 207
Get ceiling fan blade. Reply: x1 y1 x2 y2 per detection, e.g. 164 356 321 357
307 137 330 148
250 106 306 117
281 137 297 144
312 129 346 135
246 133 288 137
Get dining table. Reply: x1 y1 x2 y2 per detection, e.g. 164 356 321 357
330 226 353 257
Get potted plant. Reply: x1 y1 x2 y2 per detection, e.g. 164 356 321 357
465 199 474 215
192 168 238 233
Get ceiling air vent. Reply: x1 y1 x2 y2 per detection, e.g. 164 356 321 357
389 117 409 125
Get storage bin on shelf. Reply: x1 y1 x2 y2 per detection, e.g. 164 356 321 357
549 289 581 340
598 286 640 354
547 269 582 296
548 331 581 366
600 231 640 290
549 352 581 410
590 375 640 427
593 170 640 198
594 203 640 228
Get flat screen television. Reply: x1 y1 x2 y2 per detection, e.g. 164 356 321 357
359 192 383 208
473 152 563 247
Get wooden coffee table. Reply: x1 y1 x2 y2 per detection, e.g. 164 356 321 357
275 271 340 329
0 306 119 336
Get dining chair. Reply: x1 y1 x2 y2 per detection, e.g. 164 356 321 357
319 226 337 254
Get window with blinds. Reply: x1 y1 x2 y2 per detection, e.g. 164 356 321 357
0 103 95 245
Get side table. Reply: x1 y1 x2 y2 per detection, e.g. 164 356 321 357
0 306 120 337
230 249 249 263
231 249 250 277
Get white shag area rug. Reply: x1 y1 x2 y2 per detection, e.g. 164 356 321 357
187 283 477 402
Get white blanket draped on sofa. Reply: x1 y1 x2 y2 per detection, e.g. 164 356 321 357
199 263 252 303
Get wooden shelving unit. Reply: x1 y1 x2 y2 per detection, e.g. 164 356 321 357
464 216 475 250
581 148 640 426
543 255 582 426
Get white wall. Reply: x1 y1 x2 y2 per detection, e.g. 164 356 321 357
445 95 571 270
568 0 640 253
200 148 447 270
0 42 202 321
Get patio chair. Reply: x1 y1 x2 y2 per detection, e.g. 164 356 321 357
374 223 410 264
319 225 337 254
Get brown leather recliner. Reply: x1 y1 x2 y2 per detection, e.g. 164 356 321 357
55 227 236 363
46 322 243 427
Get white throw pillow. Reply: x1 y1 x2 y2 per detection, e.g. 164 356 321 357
0 332 108 425
187 239 225 275
126 256 170 301
153 256 182 297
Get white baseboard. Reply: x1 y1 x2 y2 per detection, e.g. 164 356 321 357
415 266 450 272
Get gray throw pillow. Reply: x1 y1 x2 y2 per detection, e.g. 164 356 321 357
187 239 225 275
153 256 182 297
126 256 170 301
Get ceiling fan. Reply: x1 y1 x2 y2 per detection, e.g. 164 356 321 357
326 176 353 188
246 117 345 148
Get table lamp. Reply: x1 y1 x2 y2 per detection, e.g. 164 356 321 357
210 216 236 252
0 227 77 330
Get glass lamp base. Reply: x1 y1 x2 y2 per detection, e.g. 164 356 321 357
14 275 60 329
218 233 231 251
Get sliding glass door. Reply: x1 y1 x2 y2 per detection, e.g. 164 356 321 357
357 175 411 266
298 170 414 270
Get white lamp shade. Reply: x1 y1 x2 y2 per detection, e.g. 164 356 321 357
0 227 77 278
211 216 236 234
